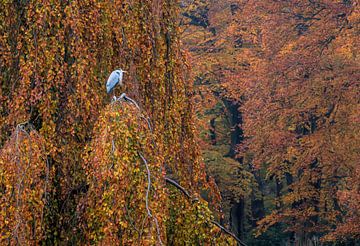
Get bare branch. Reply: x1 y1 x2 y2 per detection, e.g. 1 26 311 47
138 152 163 246
164 177 191 199
117 93 141 110
211 220 247 246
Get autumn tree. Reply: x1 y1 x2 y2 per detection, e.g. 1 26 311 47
182 0 359 244
0 0 238 244
225 0 360 243
181 0 268 242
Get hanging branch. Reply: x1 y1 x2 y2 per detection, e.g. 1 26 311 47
117 93 141 110
138 152 163 246
138 153 153 218
164 177 191 199
164 177 248 246
211 220 247 246
117 98 164 245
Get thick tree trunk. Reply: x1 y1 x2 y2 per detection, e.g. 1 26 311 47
230 199 245 240
251 170 265 227
209 117 217 145
222 99 243 158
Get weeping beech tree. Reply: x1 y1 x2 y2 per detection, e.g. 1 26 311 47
0 0 235 244
0 124 50 244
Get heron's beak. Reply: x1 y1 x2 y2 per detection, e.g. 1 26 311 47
123 71 127 73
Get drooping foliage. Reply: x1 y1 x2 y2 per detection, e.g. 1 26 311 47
0 0 236 244
0 124 50 244
80 101 167 244
80 98 236 245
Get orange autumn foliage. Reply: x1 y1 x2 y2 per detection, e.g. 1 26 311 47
0 124 51 244
1 0 235 244
183 0 359 243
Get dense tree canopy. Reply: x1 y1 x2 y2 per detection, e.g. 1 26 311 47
182 0 359 244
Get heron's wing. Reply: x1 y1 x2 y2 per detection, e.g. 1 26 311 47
106 71 119 93
118 71 124 86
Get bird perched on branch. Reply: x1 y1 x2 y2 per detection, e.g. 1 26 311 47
106 69 127 95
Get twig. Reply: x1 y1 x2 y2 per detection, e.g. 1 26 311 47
211 220 247 246
140 115 153 133
124 95 140 110
41 156 50 230
125 205 140 233
111 139 116 154
112 94 163 244
138 153 152 218
109 139 116 170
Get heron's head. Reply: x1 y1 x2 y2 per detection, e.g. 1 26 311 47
115 69 127 75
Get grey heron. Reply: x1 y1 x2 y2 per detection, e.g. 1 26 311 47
106 69 126 94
